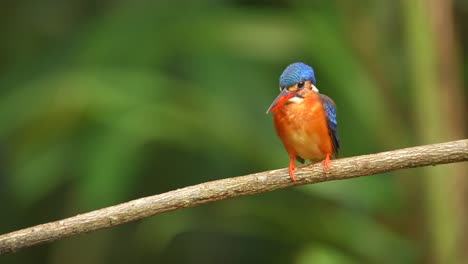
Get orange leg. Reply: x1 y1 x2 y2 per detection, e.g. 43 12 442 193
288 155 296 181
322 153 331 172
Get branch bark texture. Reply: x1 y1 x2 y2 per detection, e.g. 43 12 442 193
1 139 467 254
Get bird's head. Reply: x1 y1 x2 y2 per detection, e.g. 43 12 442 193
266 62 319 113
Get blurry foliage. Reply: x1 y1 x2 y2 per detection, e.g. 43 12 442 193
0 0 466 263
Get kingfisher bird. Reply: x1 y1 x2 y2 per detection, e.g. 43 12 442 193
266 62 339 181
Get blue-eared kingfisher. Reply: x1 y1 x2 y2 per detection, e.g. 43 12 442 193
266 62 339 181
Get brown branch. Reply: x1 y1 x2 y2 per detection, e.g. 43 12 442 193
1 139 467 254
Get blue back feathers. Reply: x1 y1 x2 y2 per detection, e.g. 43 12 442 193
323 101 337 131
279 62 316 88
320 94 340 155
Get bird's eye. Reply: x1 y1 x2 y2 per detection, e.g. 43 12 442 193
297 81 305 89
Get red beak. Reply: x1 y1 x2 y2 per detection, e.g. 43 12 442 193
266 89 295 113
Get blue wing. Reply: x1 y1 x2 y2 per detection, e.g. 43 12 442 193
319 94 339 155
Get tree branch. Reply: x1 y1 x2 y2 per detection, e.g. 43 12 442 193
1 139 467 254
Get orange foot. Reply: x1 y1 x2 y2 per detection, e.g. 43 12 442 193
322 153 331 172
288 155 296 182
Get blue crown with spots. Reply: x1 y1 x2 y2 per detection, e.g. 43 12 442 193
279 62 316 87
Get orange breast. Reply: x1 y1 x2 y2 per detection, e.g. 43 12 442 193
272 93 333 161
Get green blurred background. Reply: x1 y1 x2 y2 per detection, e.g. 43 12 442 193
1 0 467 263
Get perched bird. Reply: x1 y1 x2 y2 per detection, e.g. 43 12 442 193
266 62 339 181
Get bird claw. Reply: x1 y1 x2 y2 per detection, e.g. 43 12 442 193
288 156 296 182
322 153 331 172
288 166 296 182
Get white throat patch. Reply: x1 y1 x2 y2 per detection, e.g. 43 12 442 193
288 96 304 103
